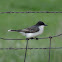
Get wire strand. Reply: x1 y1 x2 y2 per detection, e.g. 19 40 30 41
0 11 62 14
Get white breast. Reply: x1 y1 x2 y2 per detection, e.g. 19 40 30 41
25 26 44 38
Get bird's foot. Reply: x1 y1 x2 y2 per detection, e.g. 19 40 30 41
26 38 29 40
26 37 34 40
35 38 39 40
26 37 39 40
30 37 34 40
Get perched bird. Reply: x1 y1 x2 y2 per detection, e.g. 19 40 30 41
8 21 47 39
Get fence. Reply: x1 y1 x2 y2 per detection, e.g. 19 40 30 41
0 11 62 62
0 33 62 62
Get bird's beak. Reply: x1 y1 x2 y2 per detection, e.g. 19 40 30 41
44 24 48 26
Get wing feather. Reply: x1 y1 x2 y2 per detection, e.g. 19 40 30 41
21 26 39 33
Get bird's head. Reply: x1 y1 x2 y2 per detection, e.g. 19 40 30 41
36 21 48 26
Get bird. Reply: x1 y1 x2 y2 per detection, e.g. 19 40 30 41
8 21 47 40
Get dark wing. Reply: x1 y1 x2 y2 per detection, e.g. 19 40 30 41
18 26 39 33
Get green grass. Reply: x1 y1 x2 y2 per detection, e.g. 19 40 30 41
0 0 62 62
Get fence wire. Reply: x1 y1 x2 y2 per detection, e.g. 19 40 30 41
0 34 62 62
0 11 62 14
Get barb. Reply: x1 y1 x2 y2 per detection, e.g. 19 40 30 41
24 39 28 62
0 11 62 14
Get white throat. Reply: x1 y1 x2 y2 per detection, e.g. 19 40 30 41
39 25 44 31
38 25 44 34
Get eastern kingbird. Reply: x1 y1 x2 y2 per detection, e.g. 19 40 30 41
8 21 47 39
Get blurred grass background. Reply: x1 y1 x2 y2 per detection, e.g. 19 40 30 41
0 0 62 62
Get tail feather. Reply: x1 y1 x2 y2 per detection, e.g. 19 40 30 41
8 29 20 32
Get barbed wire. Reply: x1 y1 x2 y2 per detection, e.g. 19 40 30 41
0 47 62 50
0 33 62 62
0 11 62 14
